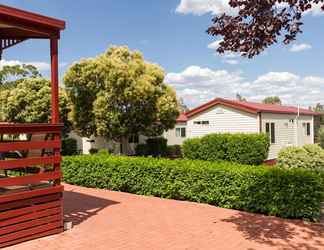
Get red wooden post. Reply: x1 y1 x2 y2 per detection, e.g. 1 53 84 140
50 38 59 124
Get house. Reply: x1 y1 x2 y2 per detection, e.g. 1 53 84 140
69 131 147 155
164 98 320 160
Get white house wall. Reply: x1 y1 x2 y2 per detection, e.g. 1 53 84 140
164 122 187 146
261 113 314 159
187 104 259 138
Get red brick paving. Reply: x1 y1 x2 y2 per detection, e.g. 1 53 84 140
4 184 324 250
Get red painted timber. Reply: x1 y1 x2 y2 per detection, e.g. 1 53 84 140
0 156 61 170
0 123 63 134
0 200 61 220
0 220 63 244
0 213 61 235
0 185 63 204
0 228 63 248
0 140 60 152
0 171 61 187
0 193 61 211
0 207 61 228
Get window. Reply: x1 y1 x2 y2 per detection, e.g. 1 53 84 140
194 120 209 125
176 127 186 138
306 123 311 136
128 135 139 143
266 122 276 144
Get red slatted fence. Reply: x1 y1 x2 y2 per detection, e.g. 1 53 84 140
0 124 63 248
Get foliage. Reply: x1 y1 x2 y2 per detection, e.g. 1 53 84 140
61 138 78 156
135 137 168 157
277 144 324 171
0 64 41 87
262 96 282 105
318 126 324 148
182 133 270 165
166 145 183 158
207 1 324 58
178 97 189 113
236 93 247 102
89 148 99 154
62 155 323 221
0 78 71 130
64 46 179 147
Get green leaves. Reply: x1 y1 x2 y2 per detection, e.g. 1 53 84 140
0 78 70 126
62 155 323 221
64 46 179 140
182 133 270 165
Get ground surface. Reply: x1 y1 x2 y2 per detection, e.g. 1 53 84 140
5 184 324 250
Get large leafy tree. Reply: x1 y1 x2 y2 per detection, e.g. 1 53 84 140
207 1 324 58
0 64 41 87
64 46 179 149
262 96 282 105
0 78 71 133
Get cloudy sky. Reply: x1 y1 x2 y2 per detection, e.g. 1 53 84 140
1 0 324 108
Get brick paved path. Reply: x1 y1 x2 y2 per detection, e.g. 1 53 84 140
5 184 324 250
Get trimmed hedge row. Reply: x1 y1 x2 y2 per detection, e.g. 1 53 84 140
182 133 270 165
62 155 323 220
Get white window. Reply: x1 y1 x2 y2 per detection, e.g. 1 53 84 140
176 127 186 138
193 121 209 125
265 122 276 144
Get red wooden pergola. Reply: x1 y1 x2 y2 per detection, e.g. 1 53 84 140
0 5 65 247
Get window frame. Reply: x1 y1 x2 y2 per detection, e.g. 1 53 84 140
265 122 276 144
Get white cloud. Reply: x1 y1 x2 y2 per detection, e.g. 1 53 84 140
0 59 68 71
166 66 324 108
224 59 238 65
176 0 235 15
289 43 312 52
207 40 222 49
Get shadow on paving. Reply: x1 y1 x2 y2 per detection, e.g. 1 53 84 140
63 190 119 226
222 212 324 250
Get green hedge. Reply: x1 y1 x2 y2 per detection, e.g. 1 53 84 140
135 137 167 157
182 133 270 165
62 155 323 220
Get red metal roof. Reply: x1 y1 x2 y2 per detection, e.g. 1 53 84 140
0 4 66 31
177 98 320 122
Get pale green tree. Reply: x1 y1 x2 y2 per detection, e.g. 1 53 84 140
0 78 71 132
262 96 282 105
64 46 179 152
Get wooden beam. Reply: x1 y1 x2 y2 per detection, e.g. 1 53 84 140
50 38 59 124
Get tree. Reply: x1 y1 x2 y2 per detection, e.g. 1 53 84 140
0 64 41 87
64 46 179 152
262 96 282 105
0 78 71 133
178 97 189 113
207 1 324 58
236 93 247 102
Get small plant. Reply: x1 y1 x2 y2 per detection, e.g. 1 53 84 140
278 144 324 171
89 148 99 155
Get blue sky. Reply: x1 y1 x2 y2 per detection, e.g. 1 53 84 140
1 0 324 108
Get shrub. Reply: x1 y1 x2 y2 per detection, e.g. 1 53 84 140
89 148 99 154
135 137 167 157
61 138 78 156
278 144 324 171
166 145 182 158
62 155 323 221
135 144 150 156
318 126 324 149
182 133 270 165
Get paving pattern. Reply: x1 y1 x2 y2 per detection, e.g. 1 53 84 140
5 184 324 250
